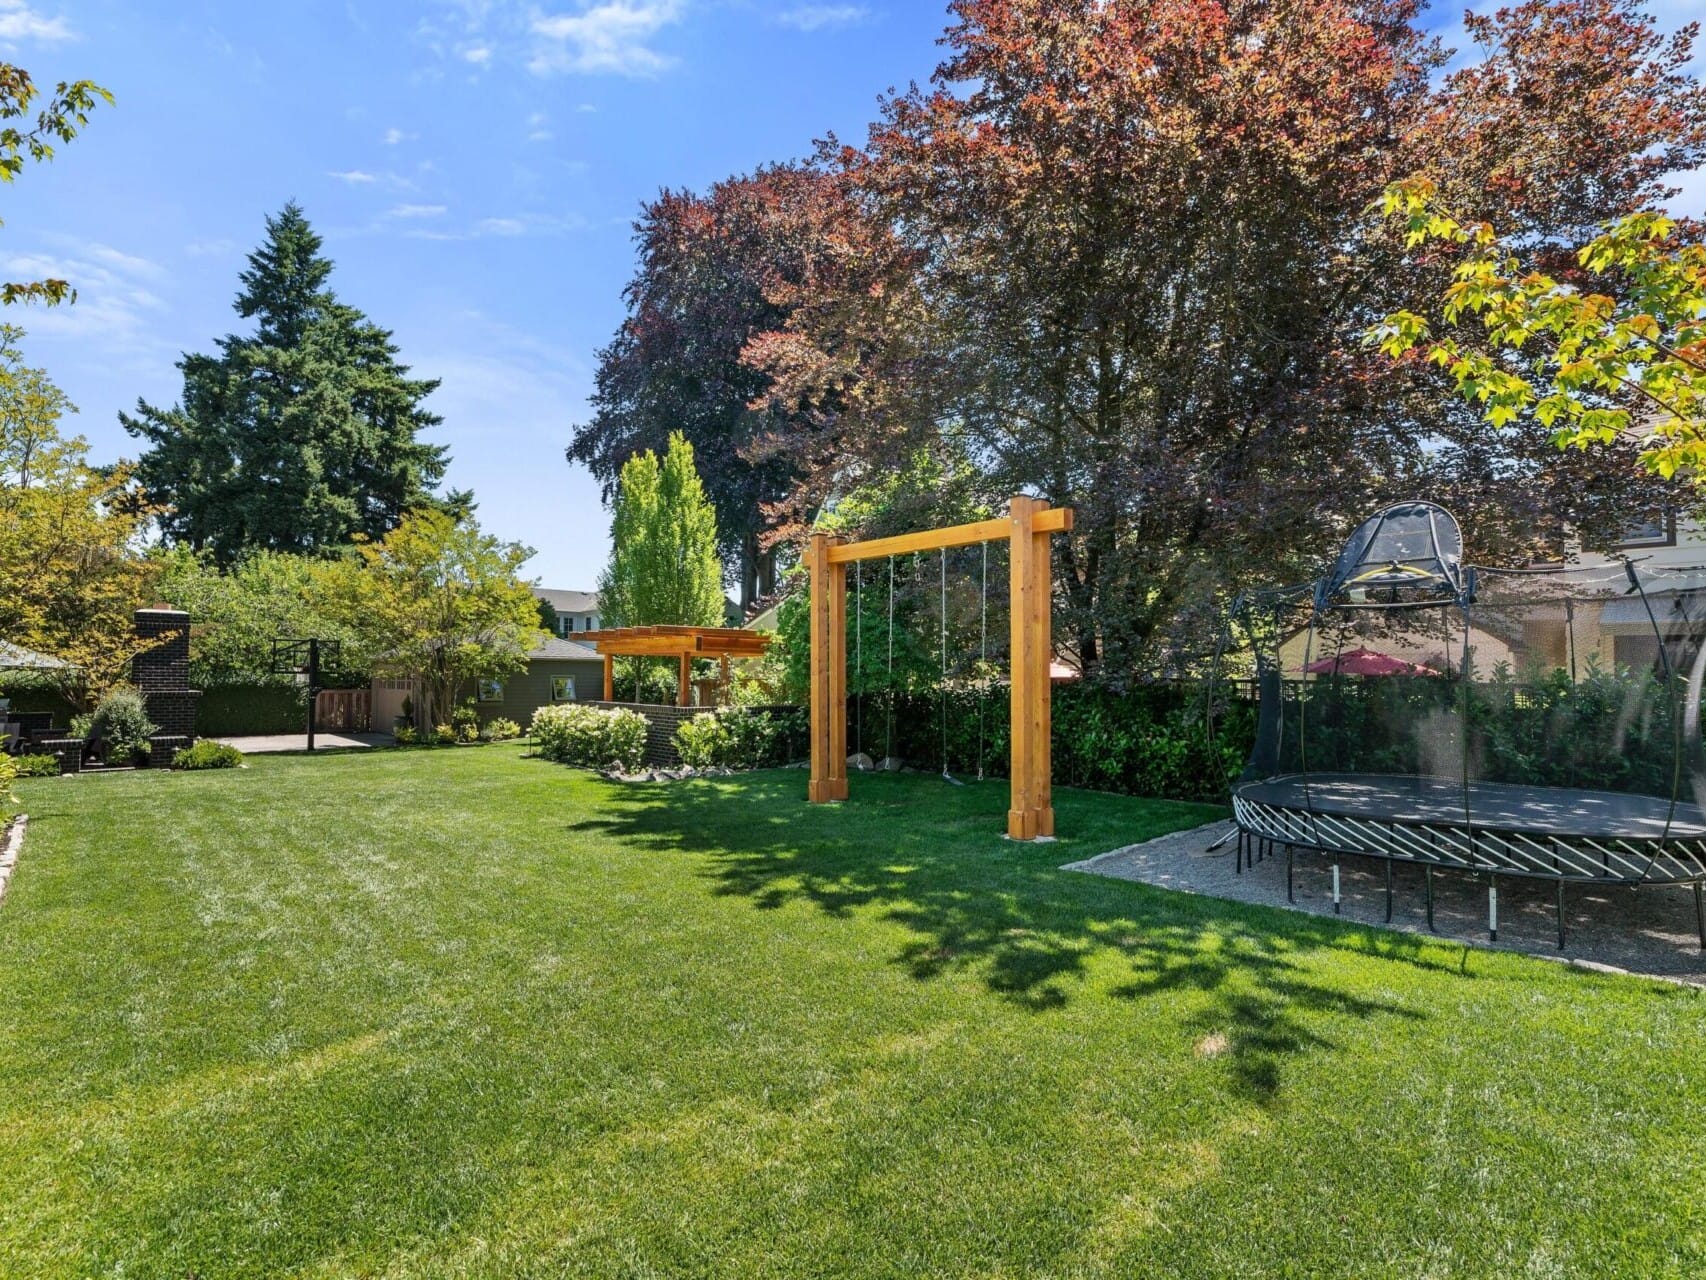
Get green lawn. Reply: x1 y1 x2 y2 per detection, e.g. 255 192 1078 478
2 748 1703 1278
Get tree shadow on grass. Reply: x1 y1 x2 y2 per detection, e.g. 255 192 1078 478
568 771 1438 1102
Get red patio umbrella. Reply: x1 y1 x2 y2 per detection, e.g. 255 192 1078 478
1304 647 1437 676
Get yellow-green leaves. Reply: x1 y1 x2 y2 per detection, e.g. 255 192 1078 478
1369 179 1706 490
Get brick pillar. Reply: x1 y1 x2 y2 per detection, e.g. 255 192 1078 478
134 608 200 740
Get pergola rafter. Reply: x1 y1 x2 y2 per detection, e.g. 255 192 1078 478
580 625 773 706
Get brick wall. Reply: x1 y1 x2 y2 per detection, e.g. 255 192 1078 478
579 701 713 767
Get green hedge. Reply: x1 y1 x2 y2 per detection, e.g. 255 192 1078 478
844 681 1252 804
195 684 309 736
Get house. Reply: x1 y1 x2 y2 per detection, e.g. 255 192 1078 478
472 636 607 727
533 588 600 638
371 635 607 733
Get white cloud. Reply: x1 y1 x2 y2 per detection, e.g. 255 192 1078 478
527 110 553 142
401 211 590 241
327 168 417 192
0 1 75 43
382 127 416 145
775 4 868 32
1 243 168 354
528 1 684 78
462 44 492 65
390 203 448 218
576 102 597 113
183 238 237 258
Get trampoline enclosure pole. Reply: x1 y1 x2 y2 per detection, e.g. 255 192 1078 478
1489 881 1498 943
1332 863 1341 915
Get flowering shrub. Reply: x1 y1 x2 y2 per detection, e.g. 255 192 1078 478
532 704 648 772
480 716 522 742
674 708 799 770
0 754 16 815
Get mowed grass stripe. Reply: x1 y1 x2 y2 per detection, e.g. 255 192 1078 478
1 747 1702 1277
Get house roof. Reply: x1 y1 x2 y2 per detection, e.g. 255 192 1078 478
528 636 602 662
533 587 599 614
0 640 72 671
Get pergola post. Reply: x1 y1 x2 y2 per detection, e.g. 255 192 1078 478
602 653 614 702
677 652 692 707
808 532 849 802
1008 496 1054 840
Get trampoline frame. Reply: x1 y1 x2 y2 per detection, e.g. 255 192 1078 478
1232 777 1706 950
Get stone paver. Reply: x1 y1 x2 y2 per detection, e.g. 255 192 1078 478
1066 820 1706 985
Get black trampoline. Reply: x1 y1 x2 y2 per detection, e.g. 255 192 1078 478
1219 502 1706 949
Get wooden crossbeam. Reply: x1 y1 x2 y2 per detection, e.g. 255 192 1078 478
825 506 1071 565
580 624 773 661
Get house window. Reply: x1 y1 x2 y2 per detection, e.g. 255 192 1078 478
551 676 576 702
1617 511 1676 549
477 679 504 703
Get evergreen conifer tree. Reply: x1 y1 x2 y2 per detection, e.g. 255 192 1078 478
121 203 464 564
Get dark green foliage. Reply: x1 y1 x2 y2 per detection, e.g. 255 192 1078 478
121 204 462 565
0 675 78 723
88 686 156 762
172 741 243 771
12 754 59 778
1280 661 1679 796
194 684 309 737
849 681 1251 804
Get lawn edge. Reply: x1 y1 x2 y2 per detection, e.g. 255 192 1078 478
0 812 26 909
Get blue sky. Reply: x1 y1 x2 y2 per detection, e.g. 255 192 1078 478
2 0 948 589
2 0 1701 591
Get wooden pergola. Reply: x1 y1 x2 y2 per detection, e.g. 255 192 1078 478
580 625 773 706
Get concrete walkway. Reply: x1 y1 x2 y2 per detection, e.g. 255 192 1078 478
1066 821 1706 986
212 731 391 754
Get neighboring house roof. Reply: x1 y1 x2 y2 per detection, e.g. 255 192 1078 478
0 640 72 671
533 587 599 614
528 636 601 662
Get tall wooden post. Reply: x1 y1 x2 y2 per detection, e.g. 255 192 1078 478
808 532 849 802
602 653 614 702
1008 496 1055 839
678 652 692 706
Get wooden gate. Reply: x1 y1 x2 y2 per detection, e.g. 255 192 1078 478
314 688 371 732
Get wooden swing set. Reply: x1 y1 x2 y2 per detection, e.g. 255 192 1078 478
806 495 1074 840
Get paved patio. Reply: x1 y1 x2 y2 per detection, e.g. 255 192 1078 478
1066 820 1706 985
211 731 391 754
